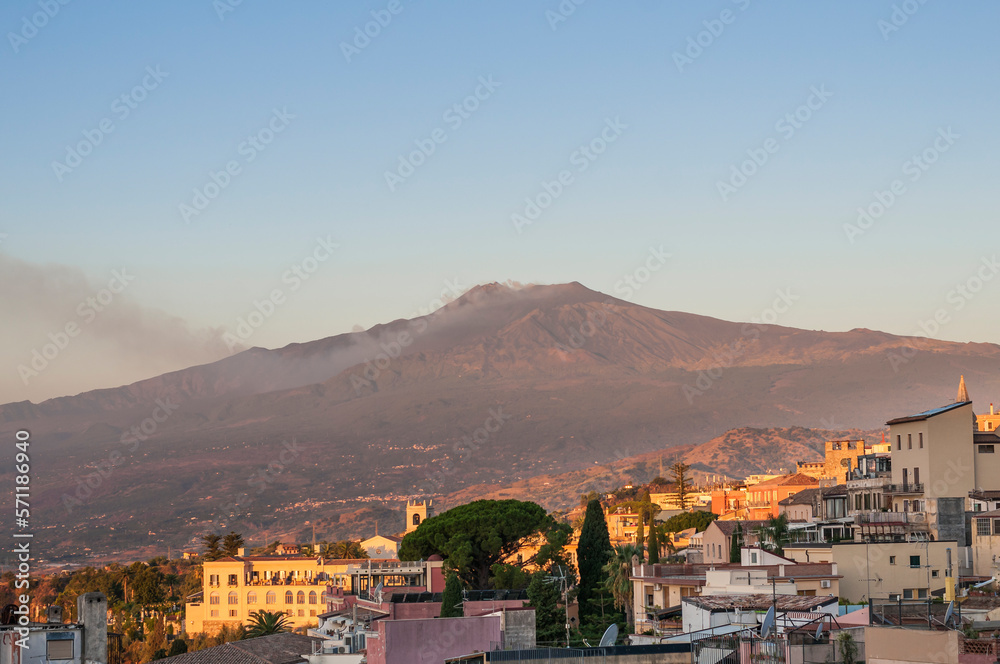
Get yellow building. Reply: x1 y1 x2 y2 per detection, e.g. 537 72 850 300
184 555 365 635
978 403 1000 432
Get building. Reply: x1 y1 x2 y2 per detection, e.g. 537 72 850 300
778 488 821 522
274 543 300 556
680 594 839 634
745 474 819 520
821 440 869 484
158 633 326 664
1 594 108 664
701 520 769 564
405 500 431 534
360 535 402 560
365 612 530 664
978 402 1000 432
710 484 747 519
185 555 370 634
970 509 1000 578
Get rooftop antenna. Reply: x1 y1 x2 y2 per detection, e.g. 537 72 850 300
545 566 571 647
760 605 776 640
598 623 618 647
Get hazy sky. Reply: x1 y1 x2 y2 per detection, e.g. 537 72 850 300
2 1 999 404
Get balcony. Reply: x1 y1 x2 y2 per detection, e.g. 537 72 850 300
885 483 923 494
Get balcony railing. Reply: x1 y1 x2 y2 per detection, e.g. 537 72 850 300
885 483 924 494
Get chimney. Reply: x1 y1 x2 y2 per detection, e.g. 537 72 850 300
47 605 63 624
77 592 107 664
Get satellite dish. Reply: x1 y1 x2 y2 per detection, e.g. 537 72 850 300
944 601 954 626
814 622 823 641
598 623 618 647
761 606 776 639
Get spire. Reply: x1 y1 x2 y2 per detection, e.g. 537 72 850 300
958 375 970 403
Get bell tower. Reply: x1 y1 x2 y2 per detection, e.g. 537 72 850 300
406 499 431 534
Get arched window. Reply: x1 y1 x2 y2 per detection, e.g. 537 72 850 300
228 591 238 605
308 591 317 605
296 591 305 604
285 591 293 604
412 513 421 526
209 592 219 605
247 592 257 605
265 591 275 605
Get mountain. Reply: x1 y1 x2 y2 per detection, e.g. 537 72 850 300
3 281 999 562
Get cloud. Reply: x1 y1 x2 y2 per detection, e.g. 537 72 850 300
0 255 240 404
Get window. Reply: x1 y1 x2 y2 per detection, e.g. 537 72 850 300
310 610 316 617
910 555 921 568
266 591 275 605
913 468 919 487
412 513 421 526
908 434 912 449
932 570 939 578
646 594 653 606
298 609 304 617
977 519 991 536
903 589 913 599
919 432 923 448
229 610 238 617
228 574 238 586
896 435 901 450
247 592 257 604
210 592 220 605
995 519 1000 536
209 574 220 587
889 593 900 601
210 610 219 617
297 591 305 604
917 589 928 599
889 556 896 565
285 591 293 604
979 445 995 454
46 635 74 661
228 591 238 605
309 591 317 605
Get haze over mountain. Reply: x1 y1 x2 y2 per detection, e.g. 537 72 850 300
5 281 999 562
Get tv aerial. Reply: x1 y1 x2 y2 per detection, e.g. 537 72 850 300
760 606 776 640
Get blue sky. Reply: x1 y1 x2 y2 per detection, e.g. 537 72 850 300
2 1 999 402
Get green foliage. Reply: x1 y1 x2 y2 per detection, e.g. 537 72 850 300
669 462 692 510
222 532 245 557
440 574 464 618
526 571 565 646
201 534 223 561
603 544 641 627
647 524 660 564
321 540 369 559
398 500 565 589
245 610 291 639
836 631 859 664
660 511 718 534
756 514 790 556
576 499 613 622
730 521 742 563
490 564 530 590
635 518 645 554
167 639 188 657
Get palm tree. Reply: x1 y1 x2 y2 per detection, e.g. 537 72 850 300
603 544 641 627
244 610 291 638
757 514 790 556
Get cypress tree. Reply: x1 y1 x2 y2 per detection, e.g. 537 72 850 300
730 521 742 563
440 573 464 617
576 499 613 621
648 525 660 564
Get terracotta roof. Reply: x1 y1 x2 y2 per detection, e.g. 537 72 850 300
751 474 820 488
971 490 1000 501
682 593 837 612
971 510 1000 518
821 485 848 497
159 633 322 664
778 488 820 506
710 520 770 536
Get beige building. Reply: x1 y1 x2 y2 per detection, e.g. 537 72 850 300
970 509 1000 578
185 555 364 634
406 499 431 533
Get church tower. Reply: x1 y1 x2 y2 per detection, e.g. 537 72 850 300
405 499 431 534
957 374 970 403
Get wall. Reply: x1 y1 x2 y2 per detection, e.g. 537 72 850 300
831 541 961 603
372 615 501 664
864 625 958 663
500 609 536 650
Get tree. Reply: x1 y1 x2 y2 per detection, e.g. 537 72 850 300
660 511 718 533
730 521 743 563
201 534 223 561
669 462 692 510
635 518 645 554
167 639 188 657
222 532 245 557
245 610 291 639
490 563 530 590
325 540 369 559
440 574 464 618
647 523 660 564
576 500 613 623
526 571 565 646
398 500 565 589
757 514 790 556
603 544 641 627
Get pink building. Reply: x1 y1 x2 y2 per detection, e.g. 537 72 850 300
366 615 502 664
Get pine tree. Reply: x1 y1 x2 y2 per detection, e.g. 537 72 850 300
440 573 464 618
527 571 565 646
670 462 691 510
576 499 613 623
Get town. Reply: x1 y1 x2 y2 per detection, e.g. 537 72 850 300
5 377 1000 663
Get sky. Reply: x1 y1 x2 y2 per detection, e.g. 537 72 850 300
2 1 999 404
